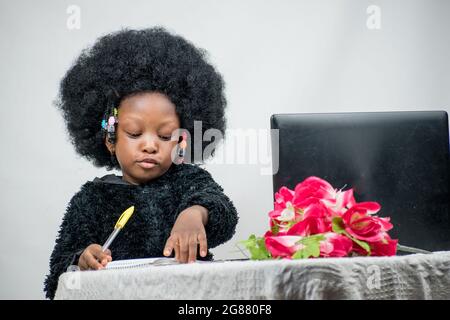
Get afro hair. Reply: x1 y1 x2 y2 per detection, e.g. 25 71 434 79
57 27 226 170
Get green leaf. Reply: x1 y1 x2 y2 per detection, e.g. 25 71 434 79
270 220 280 235
342 231 371 255
238 234 272 260
285 220 296 229
332 217 345 234
292 234 325 259
239 234 256 247
332 216 371 255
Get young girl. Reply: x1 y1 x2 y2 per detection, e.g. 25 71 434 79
44 28 239 299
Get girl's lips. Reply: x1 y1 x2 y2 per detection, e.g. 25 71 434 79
137 161 158 169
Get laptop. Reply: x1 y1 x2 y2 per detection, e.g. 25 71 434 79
271 111 450 252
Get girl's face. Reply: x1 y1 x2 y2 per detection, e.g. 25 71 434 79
106 92 181 185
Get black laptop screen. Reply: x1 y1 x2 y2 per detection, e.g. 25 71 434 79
271 111 450 251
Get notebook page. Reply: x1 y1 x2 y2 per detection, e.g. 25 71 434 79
105 257 179 269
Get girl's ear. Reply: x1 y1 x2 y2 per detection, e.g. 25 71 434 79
105 138 114 154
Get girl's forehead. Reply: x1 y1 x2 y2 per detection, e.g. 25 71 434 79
118 92 180 126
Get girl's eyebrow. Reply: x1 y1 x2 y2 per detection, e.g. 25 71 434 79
120 117 178 128
157 119 178 128
120 115 143 123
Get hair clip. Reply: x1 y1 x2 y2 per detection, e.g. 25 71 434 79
107 115 116 133
102 108 118 129
102 108 119 143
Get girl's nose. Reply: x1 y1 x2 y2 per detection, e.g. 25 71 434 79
142 134 158 153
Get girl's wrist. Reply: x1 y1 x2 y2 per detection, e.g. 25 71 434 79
178 205 208 225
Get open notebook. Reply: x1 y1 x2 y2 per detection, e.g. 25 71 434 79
104 257 209 270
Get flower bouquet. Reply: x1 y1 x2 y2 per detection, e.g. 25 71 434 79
241 177 398 260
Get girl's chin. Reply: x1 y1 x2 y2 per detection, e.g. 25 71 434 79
122 172 156 185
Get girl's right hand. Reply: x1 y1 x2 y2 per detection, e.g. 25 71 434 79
78 244 112 270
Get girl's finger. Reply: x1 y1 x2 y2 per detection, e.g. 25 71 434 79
174 238 180 262
179 237 189 263
198 233 208 257
85 252 104 270
163 236 176 257
98 252 112 264
188 235 198 263
78 255 88 270
91 245 109 260
104 249 112 258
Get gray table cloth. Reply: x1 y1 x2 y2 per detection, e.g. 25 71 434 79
55 251 450 299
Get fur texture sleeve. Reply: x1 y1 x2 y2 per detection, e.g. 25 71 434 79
43 183 98 299
174 165 239 249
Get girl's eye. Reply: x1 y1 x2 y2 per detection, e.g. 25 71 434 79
127 132 141 138
159 135 172 141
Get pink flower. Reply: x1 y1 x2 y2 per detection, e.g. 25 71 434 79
292 177 336 208
319 233 353 257
270 201 296 222
264 235 303 259
291 177 356 216
342 202 392 242
269 187 298 225
287 203 331 236
274 186 295 210
249 176 398 260
324 189 356 216
369 234 398 256
352 232 398 256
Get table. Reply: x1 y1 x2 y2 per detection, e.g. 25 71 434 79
55 251 450 299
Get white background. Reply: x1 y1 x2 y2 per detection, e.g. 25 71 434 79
0 0 449 299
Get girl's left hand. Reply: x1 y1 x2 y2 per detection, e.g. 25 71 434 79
163 205 208 263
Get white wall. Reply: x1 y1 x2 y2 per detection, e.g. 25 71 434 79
1 0 449 299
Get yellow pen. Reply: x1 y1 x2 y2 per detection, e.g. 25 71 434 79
102 206 135 252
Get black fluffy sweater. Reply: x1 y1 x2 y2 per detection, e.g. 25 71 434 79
44 163 239 299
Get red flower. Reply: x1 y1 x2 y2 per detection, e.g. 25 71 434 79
264 235 303 259
342 202 392 242
246 176 398 260
352 233 398 256
319 233 353 257
292 177 336 208
324 188 356 216
269 187 298 228
287 203 331 236
369 234 398 256
291 177 356 217
274 186 294 210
